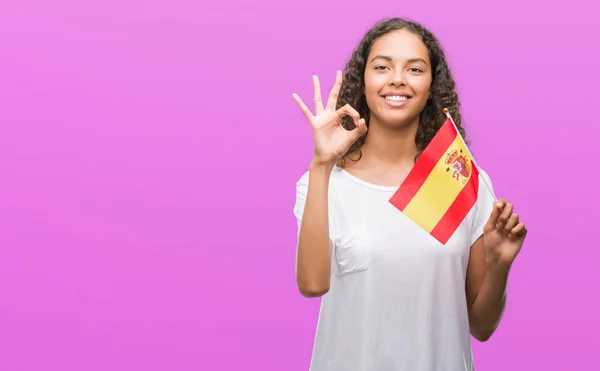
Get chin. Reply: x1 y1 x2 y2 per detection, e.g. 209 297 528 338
373 111 420 129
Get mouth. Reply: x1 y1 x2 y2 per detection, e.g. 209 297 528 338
381 94 412 107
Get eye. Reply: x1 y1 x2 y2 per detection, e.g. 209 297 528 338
408 67 424 73
374 65 389 70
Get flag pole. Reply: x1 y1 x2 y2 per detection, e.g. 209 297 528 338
443 108 497 201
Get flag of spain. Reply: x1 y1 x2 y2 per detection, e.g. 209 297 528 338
389 118 480 245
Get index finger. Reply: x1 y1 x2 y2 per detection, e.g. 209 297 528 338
485 200 503 232
325 70 343 111
313 75 325 114
292 93 314 121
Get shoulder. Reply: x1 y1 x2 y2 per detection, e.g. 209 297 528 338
295 166 347 190
475 166 497 207
296 170 309 187
478 167 494 188
467 166 497 242
295 170 310 201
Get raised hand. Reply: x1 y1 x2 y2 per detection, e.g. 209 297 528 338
292 70 367 166
483 198 528 267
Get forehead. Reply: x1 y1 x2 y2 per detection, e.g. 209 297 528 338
368 29 429 62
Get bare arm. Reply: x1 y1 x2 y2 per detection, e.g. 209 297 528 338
291 70 367 298
466 199 527 342
296 162 335 298
465 237 510 342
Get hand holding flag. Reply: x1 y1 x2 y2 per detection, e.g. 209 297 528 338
388 108 518 245
389 108 483 244
482 198 528 266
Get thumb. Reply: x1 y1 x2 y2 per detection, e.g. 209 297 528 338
485 200 503 232
349 118 367 140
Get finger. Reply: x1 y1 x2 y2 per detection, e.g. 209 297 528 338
326 70 343 111
509 223 527 239
292 93 314 122
503 213 519 233
335 104 361 126
485 200 504 231
497 202 513 230
313 75 325 114
348 118 368 140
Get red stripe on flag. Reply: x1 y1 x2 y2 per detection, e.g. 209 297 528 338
429 161 480 244
389 118 457 210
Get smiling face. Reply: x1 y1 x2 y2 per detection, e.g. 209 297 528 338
364 29 433 129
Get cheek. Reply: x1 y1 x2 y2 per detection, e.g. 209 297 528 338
413 77 432 96
363 78 379 95
364 88 382 110
363 75 386 103
409 79 432 108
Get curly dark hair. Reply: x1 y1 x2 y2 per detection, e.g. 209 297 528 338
336 17 467 167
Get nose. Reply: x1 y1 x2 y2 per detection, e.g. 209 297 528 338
389 69 406 86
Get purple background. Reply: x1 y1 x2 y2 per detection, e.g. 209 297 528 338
1 0 599 370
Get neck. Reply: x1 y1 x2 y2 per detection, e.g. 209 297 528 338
358 115 420 165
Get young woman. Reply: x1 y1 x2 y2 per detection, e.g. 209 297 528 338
291 17 528 370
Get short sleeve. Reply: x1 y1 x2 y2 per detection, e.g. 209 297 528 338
470 168 497 245
293 170 337 240
293 171 310 235
293 171 338 278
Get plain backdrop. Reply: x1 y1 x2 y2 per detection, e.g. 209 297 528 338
1 0 599 370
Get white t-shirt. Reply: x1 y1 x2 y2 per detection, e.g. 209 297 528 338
293 165 496 371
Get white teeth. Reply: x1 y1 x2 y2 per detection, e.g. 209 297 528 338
385 96 409 101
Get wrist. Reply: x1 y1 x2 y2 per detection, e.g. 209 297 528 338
309 158 336 173
485 257 512 276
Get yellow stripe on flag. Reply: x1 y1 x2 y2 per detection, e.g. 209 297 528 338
402 135 472 232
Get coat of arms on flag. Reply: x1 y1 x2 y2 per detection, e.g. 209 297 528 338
445 149 471 185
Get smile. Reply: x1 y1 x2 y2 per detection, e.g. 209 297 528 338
385 95 410 102
381 95 412 107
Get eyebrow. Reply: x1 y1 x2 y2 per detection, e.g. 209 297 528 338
369 55 428 65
